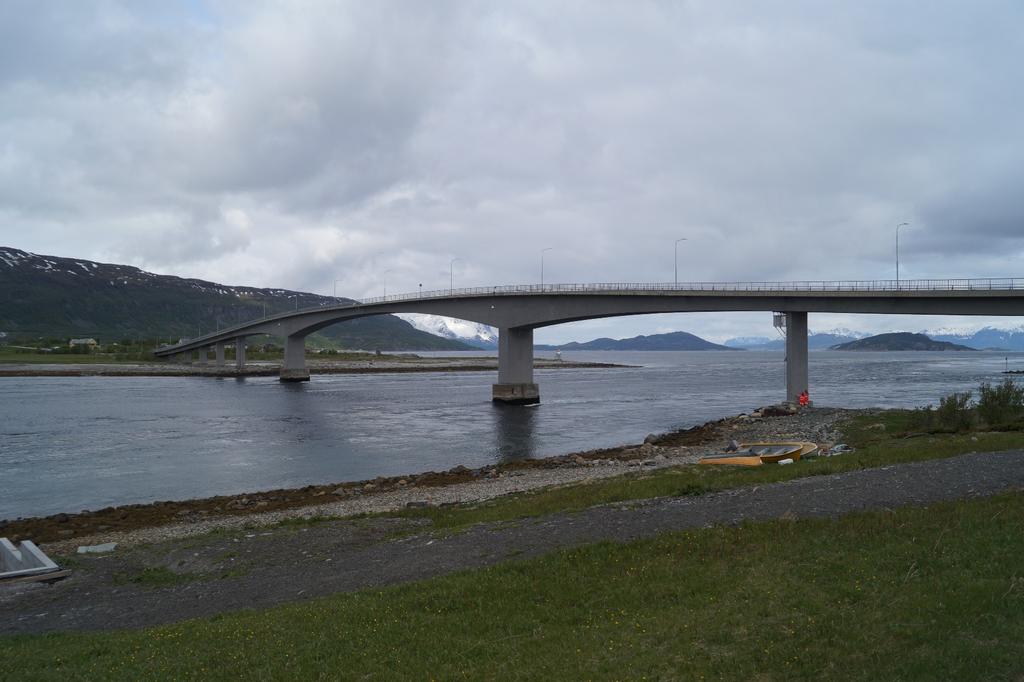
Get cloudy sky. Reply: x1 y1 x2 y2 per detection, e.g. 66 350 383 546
2 1 1023 342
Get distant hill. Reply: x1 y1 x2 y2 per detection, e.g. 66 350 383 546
725 332 860 351
831 332 976 352
536 331 738 351
0 247 472 351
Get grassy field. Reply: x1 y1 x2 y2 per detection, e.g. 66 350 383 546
0 349 162 364
3 492 1022 680
393 410 1024 533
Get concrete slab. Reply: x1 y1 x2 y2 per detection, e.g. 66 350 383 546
0 538 60 580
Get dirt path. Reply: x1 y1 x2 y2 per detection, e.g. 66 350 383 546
3 449 1022 635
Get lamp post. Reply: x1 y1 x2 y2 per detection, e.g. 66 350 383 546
383 269 393 297
674 238 687 285
896 222 909 289
333 279 343 298
450 258 460 293
540 247 553 287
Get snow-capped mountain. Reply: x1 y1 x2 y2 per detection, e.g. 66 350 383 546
725 328 867 350
396 314 498 349
926 326 1024 351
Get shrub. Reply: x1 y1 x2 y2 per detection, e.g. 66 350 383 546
935 391 975 432
976 379 1024 429
906 404 936 432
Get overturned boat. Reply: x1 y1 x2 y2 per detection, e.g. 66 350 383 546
698 442 818 467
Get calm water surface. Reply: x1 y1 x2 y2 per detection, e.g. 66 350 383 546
2 350 1020 519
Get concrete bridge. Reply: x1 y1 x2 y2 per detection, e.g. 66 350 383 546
153 279 1024 405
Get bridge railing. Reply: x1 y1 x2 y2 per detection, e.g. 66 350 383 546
354 277 1024 305
155 277 1024 352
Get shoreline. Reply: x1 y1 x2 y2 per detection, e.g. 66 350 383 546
1 407 855 552
0 357 629 378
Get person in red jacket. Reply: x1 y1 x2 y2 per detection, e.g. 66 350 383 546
798 390 810 407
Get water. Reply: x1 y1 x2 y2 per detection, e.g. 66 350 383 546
2 350 1020 519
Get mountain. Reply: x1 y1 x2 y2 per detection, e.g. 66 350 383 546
396 314 498 349
0 247 472 350
725 332 862 351
926 326 1024 351
831 332 976 352
536 331 738 351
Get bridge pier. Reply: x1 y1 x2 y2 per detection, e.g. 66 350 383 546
280 334 310 382
197 347 209 366
493 326 539 405
785 311 809 403
215 342 226 367
235 338 246 370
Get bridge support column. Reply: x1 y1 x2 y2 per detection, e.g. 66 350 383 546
493 326 539 405
280 334 310 382
785 311 809 403
197 347 209 366
215 342 226 367
235 338 246 370
176 351 191 364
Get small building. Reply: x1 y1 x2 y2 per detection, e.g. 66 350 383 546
69 338 98 348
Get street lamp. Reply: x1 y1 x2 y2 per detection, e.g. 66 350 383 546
896 222 910 289
383 269 394 297
333 279 343 298
540 247 553 287
450 258 460 293
674 238 687 285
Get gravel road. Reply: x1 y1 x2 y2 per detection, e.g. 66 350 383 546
2 448 1022 635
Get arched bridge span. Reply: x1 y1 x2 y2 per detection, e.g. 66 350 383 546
154 279 1024 404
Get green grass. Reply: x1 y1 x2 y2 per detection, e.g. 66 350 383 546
3 492 1022 680
0 350 161 364
395 410 1024 533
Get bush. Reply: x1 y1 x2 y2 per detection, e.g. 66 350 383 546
935 391 975 432
976 379 1024 429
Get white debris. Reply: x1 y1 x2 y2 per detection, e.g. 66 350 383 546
76 542 118 554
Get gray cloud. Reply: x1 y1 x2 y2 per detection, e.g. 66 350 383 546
2 0 1024 342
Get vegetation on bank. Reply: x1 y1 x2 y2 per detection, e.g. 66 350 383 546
909 378 1024 432
3 493 1022 680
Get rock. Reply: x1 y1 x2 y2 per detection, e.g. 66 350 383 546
54 513 70 523
363 483 376 491
331 487 348 496
450 465 470 475
573 455 587 465
77 542 117 554
398 479 408 486
866 423 887 431
653 454 667 462
725 439 741 453
643 434 658 444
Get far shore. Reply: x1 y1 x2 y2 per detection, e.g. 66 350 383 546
0 355 629 377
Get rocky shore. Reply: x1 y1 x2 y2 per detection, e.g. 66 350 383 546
1 407 856 553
